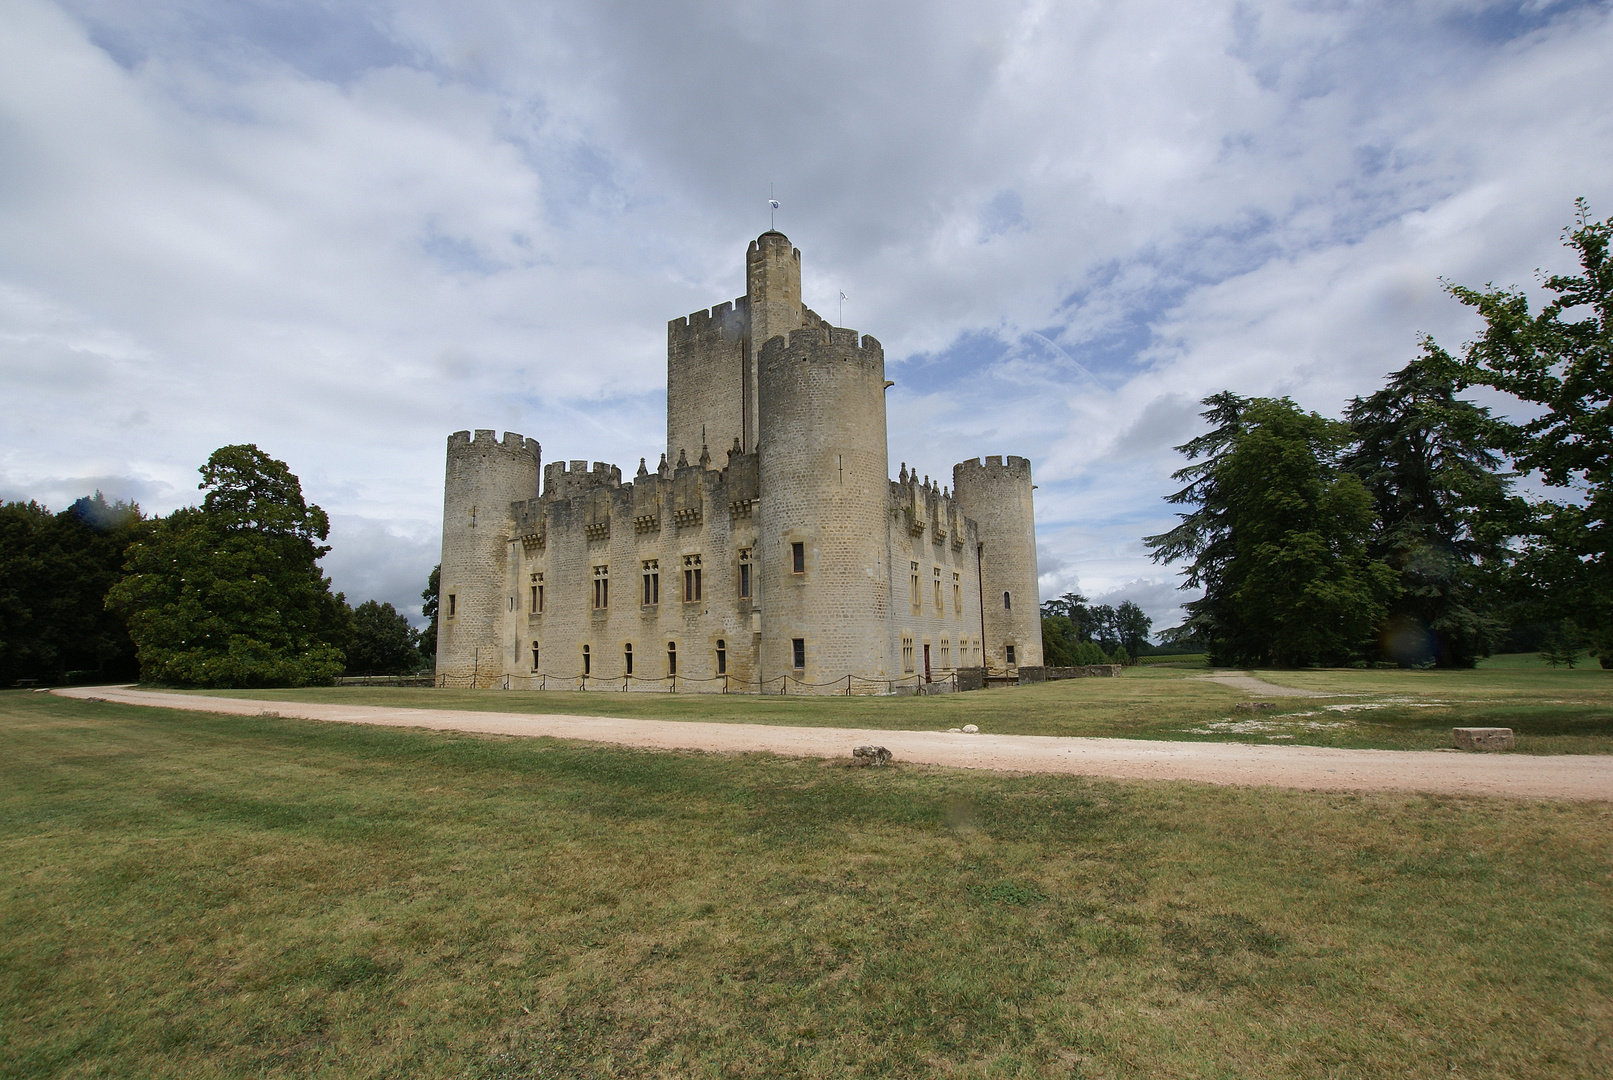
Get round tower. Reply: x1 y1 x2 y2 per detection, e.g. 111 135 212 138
438 430 541 686
757 326 891 685
952 456 1043 672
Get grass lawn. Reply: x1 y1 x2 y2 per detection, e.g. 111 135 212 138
176 655 1613 754
1 691 1609 1078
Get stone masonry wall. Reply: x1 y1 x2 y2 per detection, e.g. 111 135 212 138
437 430 541 683
952 455 1044 671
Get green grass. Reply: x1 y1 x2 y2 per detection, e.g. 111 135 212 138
177 656 1613 754
2 692 1610 1078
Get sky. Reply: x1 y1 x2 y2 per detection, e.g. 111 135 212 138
2 0 1610 634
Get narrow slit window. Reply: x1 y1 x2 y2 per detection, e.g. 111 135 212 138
582 644 591 676
531 642 540 670
642 560 659 606
1003 591 1011 610
447 594 456 617
667 641 677 675
624 642 633 675
593 565 609 609
738 548 752 598
716 638 727 675
952 572 961 613
933 567 943 612
792 638 805 670
910 562 920 609
791 542 805 575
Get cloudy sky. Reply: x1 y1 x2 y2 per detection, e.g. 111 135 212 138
2 0 1610 632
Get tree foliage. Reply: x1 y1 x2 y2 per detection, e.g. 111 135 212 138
1147 396 1399 667
108 446 347 687
420 564 440 666
1343 343 1518 666
343 600 423 675
1450 199 1613 666
0 494 145 684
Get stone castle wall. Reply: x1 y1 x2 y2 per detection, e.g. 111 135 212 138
757 326 892 685
437 430 541 682
887 469 986 681
953 455 1044 670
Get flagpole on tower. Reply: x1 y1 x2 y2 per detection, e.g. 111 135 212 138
839 291 848 327
769 183 779 230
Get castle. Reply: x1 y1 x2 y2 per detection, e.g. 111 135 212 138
435 231 1043 691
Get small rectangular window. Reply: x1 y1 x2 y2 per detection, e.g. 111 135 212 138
683 554 702 601
738 548 752 598
901 635 915 673
642 559 659 606
791 542 805 574
1006 644 1017 666
933 567 943 612
910 561 920 609
447 593 456 617
530 584 538 612
593 565 609 609
792 638 805 669
953 572 961 614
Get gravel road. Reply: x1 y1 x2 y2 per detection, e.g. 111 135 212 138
52 685 1613 801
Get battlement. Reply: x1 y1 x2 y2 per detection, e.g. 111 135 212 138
542 458 623 500
447 429 541 459
748 232 800 263
954 454 1032 481
668 296 747 341
758 326 884 365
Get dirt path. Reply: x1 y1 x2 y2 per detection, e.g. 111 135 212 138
1188 671 1330 697
52 685 1613 801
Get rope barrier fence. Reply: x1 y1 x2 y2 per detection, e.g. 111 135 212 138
433 669 968 695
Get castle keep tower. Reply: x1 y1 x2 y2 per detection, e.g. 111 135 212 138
438 430 541 684
757 326 892 684
953 456 1043 670
439 229 1045 692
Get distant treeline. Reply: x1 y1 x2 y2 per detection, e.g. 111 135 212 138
1143 200 1611 670
0 446 436 688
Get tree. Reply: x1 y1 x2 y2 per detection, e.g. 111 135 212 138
1343 343 1518 666
1449 200 1613 666
1146 396 1399 667
108 445 347 687
421 564 440 666
0 494 145 685
1113 601 1153 654
344 600 422 675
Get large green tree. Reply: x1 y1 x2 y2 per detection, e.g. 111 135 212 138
1343 343 1519 666
1448 200 1613 666
0 494 145 684
420 564 440 667
1147 396 1398 666
343 600 423 675
108 445 347 687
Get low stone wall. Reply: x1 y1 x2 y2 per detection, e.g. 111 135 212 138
1045 665 1123 679
335 675 435 687
955 667 986 692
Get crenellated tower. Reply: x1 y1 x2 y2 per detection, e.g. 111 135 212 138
953 456 1043 671
757 326 891 684
438 429 541 685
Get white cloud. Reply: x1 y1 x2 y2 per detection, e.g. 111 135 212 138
2 0 1610 627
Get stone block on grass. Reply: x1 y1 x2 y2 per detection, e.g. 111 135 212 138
1452 727 1515 751
852 745 892 766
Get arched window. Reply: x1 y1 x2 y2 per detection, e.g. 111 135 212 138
582 644 591 676
1003 591 1012 610
624 642 633 675
667 641 677 676
716 638 727 675
531 642 540 670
